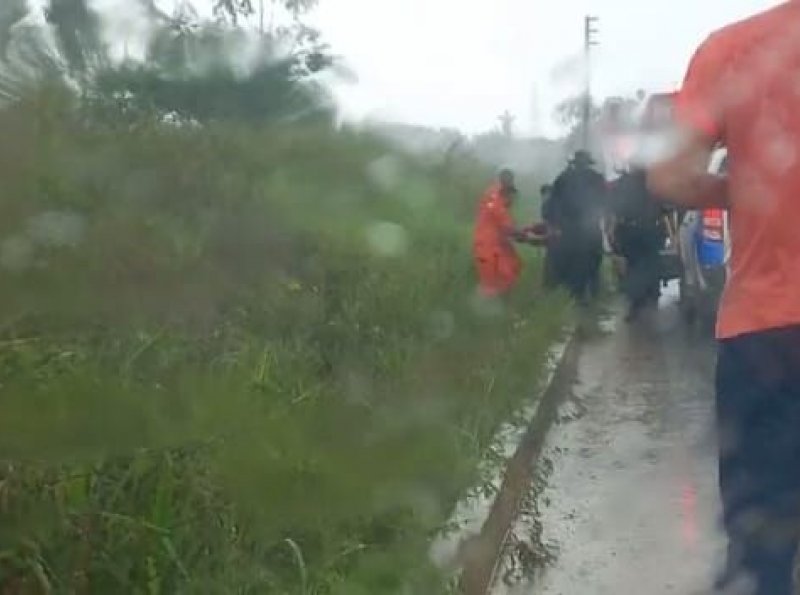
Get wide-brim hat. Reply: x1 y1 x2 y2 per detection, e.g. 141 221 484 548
570 150 596 166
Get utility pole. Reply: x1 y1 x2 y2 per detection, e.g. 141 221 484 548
583 15 600 151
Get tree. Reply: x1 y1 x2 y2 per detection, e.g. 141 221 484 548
0 0 119 102
0 0 335 124
44 0 107 80
0 0 27 58
94 28 333 125
0 0 73 103
554 93 599 130
554 92 602 155
213 0 253 23
213 0 318 23
91 3 334 125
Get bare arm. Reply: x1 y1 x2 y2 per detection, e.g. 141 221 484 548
647 130 728 209
648 30 733 209
492 199 528 242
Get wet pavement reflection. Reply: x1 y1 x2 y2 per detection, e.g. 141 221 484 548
500 287 726 595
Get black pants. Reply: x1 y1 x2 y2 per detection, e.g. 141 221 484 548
586 247 602 300
716 325 800 594
553 235 602 302
617 225 661 313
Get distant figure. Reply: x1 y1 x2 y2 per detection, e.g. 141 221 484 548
649 3 800 592
547 151 607 302
473 169 526 297
611 168 665 321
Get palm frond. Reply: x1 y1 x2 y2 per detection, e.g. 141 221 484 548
0 0 28 58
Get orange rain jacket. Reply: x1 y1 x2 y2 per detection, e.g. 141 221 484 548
473 183 521 297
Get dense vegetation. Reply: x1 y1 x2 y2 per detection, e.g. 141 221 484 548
0 1 570 592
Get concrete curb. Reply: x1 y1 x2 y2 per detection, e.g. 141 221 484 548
460 326 582 595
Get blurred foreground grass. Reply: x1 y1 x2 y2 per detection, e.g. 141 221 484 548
0 93 570 594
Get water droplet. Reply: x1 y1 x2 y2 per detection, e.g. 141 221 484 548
367 155 402 193
765 134 797 175
365 221 409 258
27 211 86 248
469 289 505 318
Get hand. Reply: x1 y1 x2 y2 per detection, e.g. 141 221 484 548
518 225 551 246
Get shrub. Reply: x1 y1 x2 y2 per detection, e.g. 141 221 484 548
0 93 569 593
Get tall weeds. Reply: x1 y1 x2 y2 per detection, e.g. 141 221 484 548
0 92 569 593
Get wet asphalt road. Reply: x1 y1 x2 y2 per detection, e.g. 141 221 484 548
510 288 727 595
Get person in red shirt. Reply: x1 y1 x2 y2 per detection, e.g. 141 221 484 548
649 3 800 592
473 169 527 297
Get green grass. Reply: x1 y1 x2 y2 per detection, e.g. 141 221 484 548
0 93 570 593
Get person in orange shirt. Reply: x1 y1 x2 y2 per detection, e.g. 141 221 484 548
649 3 800 592
473 169 527 297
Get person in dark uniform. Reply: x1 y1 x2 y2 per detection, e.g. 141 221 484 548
611 167 666 321
547 151 607 303
539 183 558 288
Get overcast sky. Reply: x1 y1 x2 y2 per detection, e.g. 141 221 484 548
310 0 784 136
